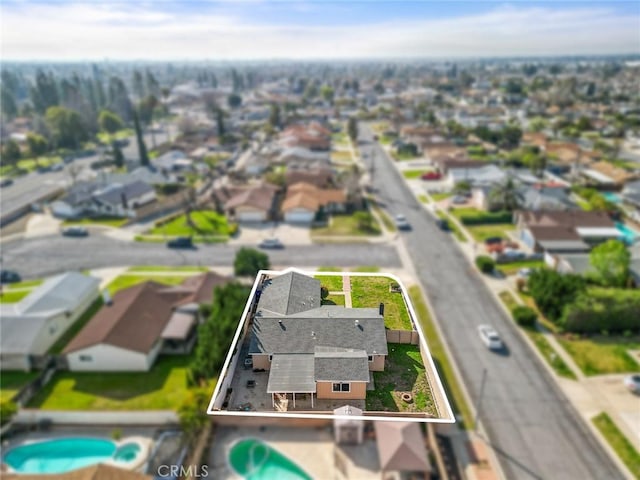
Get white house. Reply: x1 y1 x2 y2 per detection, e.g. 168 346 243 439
0 272 101 371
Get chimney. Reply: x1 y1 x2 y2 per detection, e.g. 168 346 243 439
379 303 384 316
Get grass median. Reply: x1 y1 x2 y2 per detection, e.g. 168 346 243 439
593 412 640 478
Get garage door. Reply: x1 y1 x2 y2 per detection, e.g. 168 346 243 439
285 209 315 224
237 211 266 222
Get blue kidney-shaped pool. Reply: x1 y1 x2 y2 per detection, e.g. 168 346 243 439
3 437 141 474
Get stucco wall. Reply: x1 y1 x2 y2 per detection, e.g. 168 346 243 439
67 343 152 372
316 381 367 400
369 354 385 372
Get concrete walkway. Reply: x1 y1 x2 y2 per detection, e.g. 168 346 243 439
342 274 352 308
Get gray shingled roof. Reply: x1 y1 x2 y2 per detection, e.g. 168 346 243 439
314 349 370 382
257 271 321 316
267 354 316 393
250 314 387 356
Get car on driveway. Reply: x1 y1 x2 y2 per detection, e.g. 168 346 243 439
501 248 526 260
421 171 442 181
167 236 194 249
394 214 411 230
478 324 504 350
623 374 640 394
259 237 284 249
0 270 21 284
451 195 467 205
61 226 89 237
50 163 65 172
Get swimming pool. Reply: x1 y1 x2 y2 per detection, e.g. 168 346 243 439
616 222 639 245
3 437 144 474
602 192 622 204
228 439 312 480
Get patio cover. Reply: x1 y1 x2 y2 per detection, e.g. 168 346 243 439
374 421 431 472
161 311 196 339
267 354 316 393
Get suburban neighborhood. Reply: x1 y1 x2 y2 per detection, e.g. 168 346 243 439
1 7 640 479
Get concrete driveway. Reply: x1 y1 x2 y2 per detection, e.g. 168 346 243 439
229 222 312 246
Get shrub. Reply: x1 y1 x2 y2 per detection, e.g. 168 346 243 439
234 247 270 277
511 305 537 328
0 401 17 426
516 277 527 292
528 269 586 322
228 223 239 237
560 288 640 334
459 211 513 225
155 183 182 196
321 286 329 299
475 256 495 273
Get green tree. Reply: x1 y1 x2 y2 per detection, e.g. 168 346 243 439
347 117 358 142
353 211 374 232
133 109 150 167
98 109 124 134
528 269 585 322
269 103 281 129
589 240 630 288
453 180 471 195
227 93 242 109
489 177 520 211
26 133 48 157
111 141 125 168
45 106 89 149
1 85 18 119
1 139 21 165
234 247 270 277
178 388 209 444
529 117 547 132
320 85 335 104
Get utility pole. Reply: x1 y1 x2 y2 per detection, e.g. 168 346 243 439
474 368 488 432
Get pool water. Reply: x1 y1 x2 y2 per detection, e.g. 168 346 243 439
602 192 622 204
228 439 312 480
616 222 639 245
3 438 140 474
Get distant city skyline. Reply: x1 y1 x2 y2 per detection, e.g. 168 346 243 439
2 1 639 60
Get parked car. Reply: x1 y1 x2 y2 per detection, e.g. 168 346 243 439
484 236 503 245
50 163 65 172
436 218 450 231
259 237 284 249
477 324 504 350
421 171 442 181
0 270 21 284
623 374 640 394
517 268 533 278
451 195 467 205
61 226 89 237
167 237 194 249
394 214 411 231
0 177 14 188
486 243 504 254
501 248 526 260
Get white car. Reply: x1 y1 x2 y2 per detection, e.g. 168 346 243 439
517 268 533 278
478 324 504 350
258 237 284 249
623 374 640 394
394 214 411 230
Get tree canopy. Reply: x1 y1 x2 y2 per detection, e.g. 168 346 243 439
98 109 124 134
234 247 270 277
589 240 631 288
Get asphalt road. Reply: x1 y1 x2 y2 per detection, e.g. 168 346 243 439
360 125 623 480
0 235 402 278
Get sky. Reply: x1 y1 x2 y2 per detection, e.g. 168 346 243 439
1 1 639 60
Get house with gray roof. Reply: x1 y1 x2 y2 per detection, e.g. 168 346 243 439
0 272 100 370
249 271 388 406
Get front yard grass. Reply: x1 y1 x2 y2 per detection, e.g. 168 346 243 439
351 266 380 273
5 279 44 289
63 217 129 228
497 259 544 276
465 224 515 243
593 412 640 478
106 274 194 295
436 211 466 242
369 200 397 232
351 276 411 330
311 213 381 237
366 344 436 415
409 286 473 428
431 192 452 202
402 169 425 179
0 289 32 303
316 266 342 272
330 150 353 162
557 335 640 376
127 266 209 273
150 210 234 237
1 371 40 404
393 151 420 161
48 299 104 355
322 294 346 306
315 275 344 292
28 356 200 410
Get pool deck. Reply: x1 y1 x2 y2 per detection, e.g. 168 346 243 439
208 426 381 480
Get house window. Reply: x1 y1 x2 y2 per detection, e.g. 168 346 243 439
368 355 374 362
79 355 92 362
332 383 350 393
269 355 273 362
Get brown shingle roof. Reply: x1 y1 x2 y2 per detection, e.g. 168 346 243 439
282 182 346 212
518 210 614 228
224 184 278 211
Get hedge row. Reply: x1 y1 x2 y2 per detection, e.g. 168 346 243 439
561 288 640 333
459 211 513 225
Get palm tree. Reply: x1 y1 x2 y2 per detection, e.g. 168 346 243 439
489 176 520 212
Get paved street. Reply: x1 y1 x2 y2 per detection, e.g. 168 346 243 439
0 234 401 279
359 125 623 480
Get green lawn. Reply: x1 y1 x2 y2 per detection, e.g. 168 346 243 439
316 266 342 272
351 266 381 273
150 210 234 237
322 294 346 306
63 217 129 228
1 371 40 404
106 274 193 295
402 169 425 179
418 194 429 203
466 224 515 243
331 132 349 147
0 289 31 303
5 279 44 289
449 207 485 220
48 299 104 355
28 356 200 410
96 129 134 144
16 155 63 172
409 286 473 428
436 211 466 242
351 276 411 330
127 266 209 273
431 192 452 202
593 413 640 479
498 291 576 380
369 200 397 232
330 150 353 162
312 213 381 237
557 335 640 376
366 344 436 415
393 151 420 161
315 275 344 292
497 259 545 276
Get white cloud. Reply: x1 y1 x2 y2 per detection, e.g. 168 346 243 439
1 2 638 60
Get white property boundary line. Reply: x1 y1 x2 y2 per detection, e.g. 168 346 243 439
207 267 455 424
